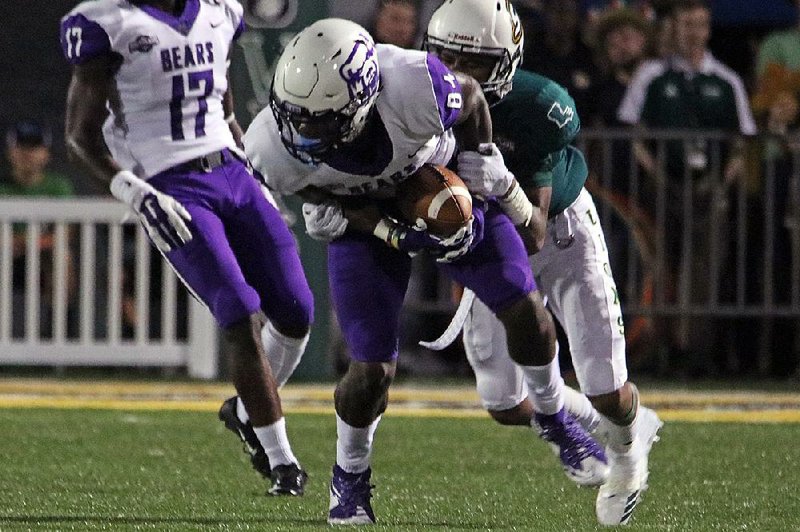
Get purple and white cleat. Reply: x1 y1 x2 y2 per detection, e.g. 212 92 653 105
328 465 376 525
534 407 609 487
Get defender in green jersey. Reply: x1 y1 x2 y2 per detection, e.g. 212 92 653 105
426 0 662 526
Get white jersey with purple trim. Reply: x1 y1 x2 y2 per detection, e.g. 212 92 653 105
244 45 461 198
60 0 244 178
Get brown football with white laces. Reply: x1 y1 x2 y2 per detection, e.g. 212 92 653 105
395 164 473 238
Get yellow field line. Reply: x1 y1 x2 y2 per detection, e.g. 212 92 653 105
1 396 799 423
2 379 800 405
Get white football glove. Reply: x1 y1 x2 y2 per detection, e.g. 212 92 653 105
457 142 515 198
302 201 348 241
110 170 192 253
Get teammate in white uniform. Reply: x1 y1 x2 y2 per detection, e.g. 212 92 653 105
425 0 663 525
61 0 311 496
245 18 607 525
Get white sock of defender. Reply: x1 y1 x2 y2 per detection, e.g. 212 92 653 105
253 417 298 467
261 320 309 387
562 386 601 433
336 414 381 474
236 396 250 424
601 384 640 455
521 355 565 416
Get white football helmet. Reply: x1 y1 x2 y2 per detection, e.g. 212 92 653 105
270 18 381 164
425 0 524 101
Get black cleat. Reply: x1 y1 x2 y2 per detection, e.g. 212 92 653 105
218 396 271 479
268 463 308 496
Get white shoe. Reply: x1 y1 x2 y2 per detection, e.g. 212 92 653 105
595 407 663 526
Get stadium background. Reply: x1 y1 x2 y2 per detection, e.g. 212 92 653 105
0 1 799 529
1 0 799 380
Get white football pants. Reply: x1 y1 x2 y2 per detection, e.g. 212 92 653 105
463 188 627 409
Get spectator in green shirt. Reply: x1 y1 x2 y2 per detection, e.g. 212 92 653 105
1 121 75 338
617 0 757 376
1 121 73 198
756 0 800 77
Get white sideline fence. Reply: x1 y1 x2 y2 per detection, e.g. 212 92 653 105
1 130 800 378
0 198 218 378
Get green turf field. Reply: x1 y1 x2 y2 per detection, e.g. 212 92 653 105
0 409 798 531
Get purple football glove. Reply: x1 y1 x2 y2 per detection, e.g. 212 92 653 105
373 216 477 263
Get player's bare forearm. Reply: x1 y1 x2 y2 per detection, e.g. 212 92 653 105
452 73 492 151
65 58 120 184
297 185 334 204
223 68 244 148
342 202 383 234
520 185 550 254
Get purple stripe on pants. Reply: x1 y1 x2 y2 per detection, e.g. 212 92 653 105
148 153 313 330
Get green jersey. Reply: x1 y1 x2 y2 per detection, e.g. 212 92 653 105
0 172 74 234
490 69 587 218
0 172 74 197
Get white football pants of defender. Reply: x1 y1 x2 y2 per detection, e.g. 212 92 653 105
463 188 627 407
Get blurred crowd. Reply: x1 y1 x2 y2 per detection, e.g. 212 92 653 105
325 0 800 378
2 0 799 378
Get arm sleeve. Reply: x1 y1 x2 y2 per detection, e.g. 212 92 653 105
530 150 566 188
540 83 580 151
730 75 757 135
425 54 462 131
226 0 246 40
617 61 663 125
60 13 112 65
243 108 305 195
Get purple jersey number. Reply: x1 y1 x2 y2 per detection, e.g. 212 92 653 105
170 69 214 141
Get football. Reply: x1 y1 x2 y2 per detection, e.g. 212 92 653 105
395 164 472 237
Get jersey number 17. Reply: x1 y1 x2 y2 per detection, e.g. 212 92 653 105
170 69 213 141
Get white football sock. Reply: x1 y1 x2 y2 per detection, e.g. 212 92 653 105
336 414 381 474
253 417 298 467
601 384 640 454
236 396 250 424
562 385 601 432
261 320 309 387
521 355 565 416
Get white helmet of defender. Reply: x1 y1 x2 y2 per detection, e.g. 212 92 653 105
270 18 381 164
425 0 524 101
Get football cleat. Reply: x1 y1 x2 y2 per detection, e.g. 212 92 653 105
534 407 609 487
596 406 663 526
218 396 271 479
328 465 376 525
268 463 308 496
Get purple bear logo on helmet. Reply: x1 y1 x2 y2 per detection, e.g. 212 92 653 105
339 36 379 104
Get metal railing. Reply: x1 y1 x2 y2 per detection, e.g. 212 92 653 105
576 129 800 374
1 130 798 377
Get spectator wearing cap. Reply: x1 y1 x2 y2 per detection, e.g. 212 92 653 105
2 121 75 339
1 121 73 197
